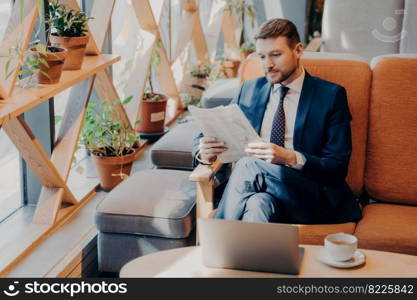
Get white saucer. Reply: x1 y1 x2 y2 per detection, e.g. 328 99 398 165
317 249 366 268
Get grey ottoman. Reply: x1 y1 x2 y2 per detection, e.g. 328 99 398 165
95 169 196 273
150 121 200 170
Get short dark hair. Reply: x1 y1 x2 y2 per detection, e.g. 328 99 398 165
254 18 300 48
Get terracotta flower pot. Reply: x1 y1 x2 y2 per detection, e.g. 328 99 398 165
91 147 139 191
37 46 68 84
182 73 208 100
240 50 254 60
222 60 240 78
137 93 168 133
50 35 90 70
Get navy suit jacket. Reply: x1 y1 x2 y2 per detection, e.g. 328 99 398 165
193 72 362 223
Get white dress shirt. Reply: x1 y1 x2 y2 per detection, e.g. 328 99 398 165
260 67 306 170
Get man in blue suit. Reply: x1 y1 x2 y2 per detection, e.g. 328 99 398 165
192 18 362 224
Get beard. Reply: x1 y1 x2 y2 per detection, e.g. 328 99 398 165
266 66 297 84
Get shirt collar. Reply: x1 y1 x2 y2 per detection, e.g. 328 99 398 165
272 66 305 94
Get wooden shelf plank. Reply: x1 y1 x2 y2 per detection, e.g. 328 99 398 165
0 54 120 125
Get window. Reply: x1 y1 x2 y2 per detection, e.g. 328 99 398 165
0 0 23 222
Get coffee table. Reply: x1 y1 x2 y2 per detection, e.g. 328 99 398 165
120 245 417 277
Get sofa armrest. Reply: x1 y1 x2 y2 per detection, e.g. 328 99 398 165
189 160 224 182
189 160 224 223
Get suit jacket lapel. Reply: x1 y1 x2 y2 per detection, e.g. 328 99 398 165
294 71 315 148
252 80 272 134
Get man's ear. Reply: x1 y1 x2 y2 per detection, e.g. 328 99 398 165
294 42 304 59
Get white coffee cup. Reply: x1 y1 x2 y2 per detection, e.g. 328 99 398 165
324 233 358 261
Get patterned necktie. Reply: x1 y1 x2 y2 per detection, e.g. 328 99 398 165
270 86 290 147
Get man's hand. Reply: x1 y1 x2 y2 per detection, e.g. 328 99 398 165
198 137 228 164
245 142 297 166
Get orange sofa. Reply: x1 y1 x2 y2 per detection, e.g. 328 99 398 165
191 53 417 256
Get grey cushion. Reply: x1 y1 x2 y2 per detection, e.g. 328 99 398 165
201 78 240 108
322 0 404 61
151 121 200 170
400 0 417 53
95 169 195 239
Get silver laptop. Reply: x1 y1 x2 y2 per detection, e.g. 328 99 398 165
198 218 304 275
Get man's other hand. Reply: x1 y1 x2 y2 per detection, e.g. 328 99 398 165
245 142 297 166
198 137 228 164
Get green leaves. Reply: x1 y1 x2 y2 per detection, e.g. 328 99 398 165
224 0 256 28
239 42 255 52
189 63 213 78
80 97 140 157
48 0 93 37
122 95 133 105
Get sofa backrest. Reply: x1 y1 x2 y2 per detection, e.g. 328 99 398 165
365 54 417 205
239 53 372 197
322 0 404 61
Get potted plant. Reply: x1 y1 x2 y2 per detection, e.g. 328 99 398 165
48 0 92 70
1 39 68 86
137 41 168 134
183 62 212 99
221 49 241 78
80 96 140 191
34 43 68 84
239 41 255 60
225 0 257 63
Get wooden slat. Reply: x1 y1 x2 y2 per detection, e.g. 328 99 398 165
124 31 154 126
33 188 66 225
205 0 227 60
172 10 195 61
2 117 68 188
131 0 182 126
222 9 242 49
132 0 159 32
192 11 209 63
155 42 182 110
94 70 133 129
58 0 100 55
86 0 116 54
148 0 165 26
53 77 95 181
182 0 198 12
0 55 120 125
0 0 38 99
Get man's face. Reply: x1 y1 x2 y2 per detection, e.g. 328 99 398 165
256 36 303 84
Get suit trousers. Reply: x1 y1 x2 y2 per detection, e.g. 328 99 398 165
214 157 332 224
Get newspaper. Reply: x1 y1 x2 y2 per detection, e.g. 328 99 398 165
188 104 262 163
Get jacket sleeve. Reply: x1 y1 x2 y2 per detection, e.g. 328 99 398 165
299 87 352 185
192 82 244 167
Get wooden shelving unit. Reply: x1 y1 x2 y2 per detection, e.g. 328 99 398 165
0 0 139 277
0 0 240 277
0 55 120 124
